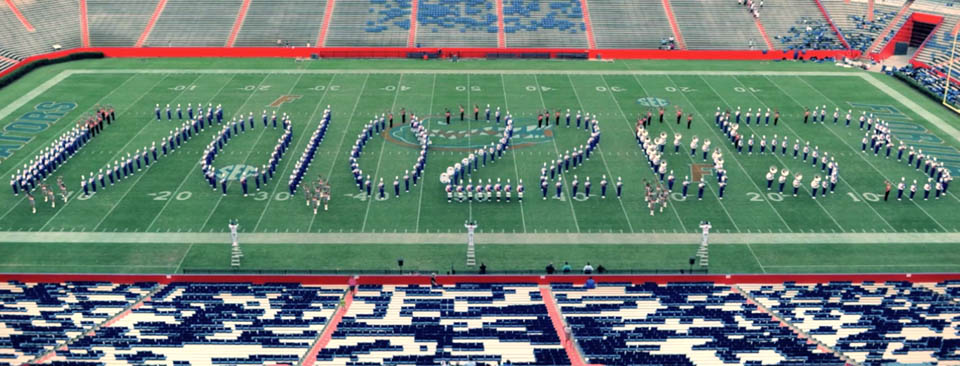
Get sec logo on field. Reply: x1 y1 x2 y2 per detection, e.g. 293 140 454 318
637 97 669 107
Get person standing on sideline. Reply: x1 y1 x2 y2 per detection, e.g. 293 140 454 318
884 180 892 201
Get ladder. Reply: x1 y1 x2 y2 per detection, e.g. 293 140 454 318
231 242 243 267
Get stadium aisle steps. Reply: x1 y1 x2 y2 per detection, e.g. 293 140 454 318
318 0 337 46
577 0 595 49
539 285 589 366
3 0 35 31
754 15 775 50
301 290 354 366
225 0 253 47
497 0 505 47
407 0 418 47
660 0 686 49
79 0 89 47
863 0 914 56
135 0 168 47
733 285 858 366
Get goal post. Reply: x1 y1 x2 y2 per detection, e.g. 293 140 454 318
944 31 960 114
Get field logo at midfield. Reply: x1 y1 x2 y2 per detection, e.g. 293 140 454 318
637 97 669 107
386 120 554 151
215 164 260 181
0 102 77 158
269 95 301 107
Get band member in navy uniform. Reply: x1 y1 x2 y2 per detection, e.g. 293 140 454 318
155 104 161 120
394 176 400 198
378 178 385 200
220 178 228 196
681 176 690 197
241 176 248 197
517 179 524 202
616 176 623 199
697 179 705 200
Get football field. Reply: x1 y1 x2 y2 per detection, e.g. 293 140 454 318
1 58 959 274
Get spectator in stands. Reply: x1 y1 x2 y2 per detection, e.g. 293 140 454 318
561 261 572 274
348 275 358 293
430 273 439 287
597 264 606 274
583 262 594 274
585 277 596 289
545 262 556 274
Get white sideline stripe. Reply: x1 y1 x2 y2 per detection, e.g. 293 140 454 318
0 232 959 244
0 71 73 122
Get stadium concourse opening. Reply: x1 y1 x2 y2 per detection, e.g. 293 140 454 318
1 0 960 364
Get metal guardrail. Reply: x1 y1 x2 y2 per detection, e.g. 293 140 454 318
181 268 709 275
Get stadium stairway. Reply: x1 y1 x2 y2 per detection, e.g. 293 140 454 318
225 0 252 47
232 0 327 47
585 1 674 49
821 0 903 52
733 285 860 366
671 0 767 50
863 0 915 57
2 0 35 32
539 285 590 366
143 0 243 47
318 0 337 46
0 0 81 57
79 0 89 47
661 0 686 49
135 0 168 47
88 0 155 47
577 0 594 49
300 290 354 366
754 13 775 50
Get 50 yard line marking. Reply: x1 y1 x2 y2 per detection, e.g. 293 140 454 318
37 74 179 231
144 73 245 232
360 74 405 233
491 74 529 233
531 74 581 233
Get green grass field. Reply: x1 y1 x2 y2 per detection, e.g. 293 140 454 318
1 58 959 274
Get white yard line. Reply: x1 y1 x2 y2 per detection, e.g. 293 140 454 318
698 75 845 231
306 74 371 232
254 75 337 232
37 74 179 230
414 74 436 233
199 73 289 231
145 74 246 232
745 243 767 273
497 74 529 233
532 74 581 233
630 73 745 232
785 76 948 231
360 74 404 233
173 242 194 273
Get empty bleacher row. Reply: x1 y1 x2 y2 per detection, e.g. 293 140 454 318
0 0 81 57
763 0 845 51
86 0 154 47
671 0 768 50
414 0 498 48
552 282 842 365
586 1 673 49
234 0 328 47
743 281 960 365
0 49 22 73
315 283 569 365
144 0 244 47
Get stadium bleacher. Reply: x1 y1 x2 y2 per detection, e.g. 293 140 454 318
414 0 498 48
502 0 588 49
586 1 674 49
552 282 843 365
0 281 156 365
325 0 411 47
763 1 845 50
0 0 81 57
0 49 22 73
821 0 906 52
742 281 960 365
315 283 569 365
143 0 244 47
233 0 328 47
671 0 768 50
40 282 345 366
87 0 155 47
